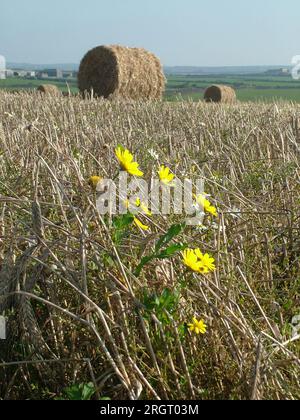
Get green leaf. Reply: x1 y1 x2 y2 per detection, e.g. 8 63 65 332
135 224 186 275
155 223 185 252
64 382 96 400
113 213 134 230
134 254 156 277
142 288 181 325
81 383 96 400
157 243 187 259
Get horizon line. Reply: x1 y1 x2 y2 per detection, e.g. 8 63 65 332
6 62 290 68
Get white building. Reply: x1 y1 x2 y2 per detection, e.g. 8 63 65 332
0 55 5 79
13 70 27 77
5 69 14 77
26 71 36 78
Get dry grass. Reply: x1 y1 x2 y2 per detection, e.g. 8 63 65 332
0 91 299 400
78 45 165 100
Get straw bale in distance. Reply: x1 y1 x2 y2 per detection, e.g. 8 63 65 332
204 85 236 103
37 84 61 96
78 45 165 99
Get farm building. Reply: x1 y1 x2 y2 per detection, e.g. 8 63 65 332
40 69 63 79
0 55 5 79
13 70 27 77
5 69 14 77
62 70 76 78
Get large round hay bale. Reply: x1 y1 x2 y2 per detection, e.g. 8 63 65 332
204 85 236 104
78 45 165 100
62 91 72 97
37 84 61 96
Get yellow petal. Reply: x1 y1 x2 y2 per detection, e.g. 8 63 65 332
194 249 203 259
123 149 134 163
88 176 102 190
134 218 149 231
141 203 152 216
158 165 174 184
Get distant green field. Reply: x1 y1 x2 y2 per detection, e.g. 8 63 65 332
0 77 78 93
166 89 300 103
165 74 300 102
1 74 300 102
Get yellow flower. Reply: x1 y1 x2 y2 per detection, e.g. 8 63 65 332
195 194 217 217
188 318 207 335
134 198 152 216
195 249 216 273
124 197 151 231
158 165 175 185
134 217 149 231
88 176 102 190
183 249 216 274
125 197 152 216
115 147 144 177
183 249 202 273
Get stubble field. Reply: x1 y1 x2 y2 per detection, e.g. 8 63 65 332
0 91 299 400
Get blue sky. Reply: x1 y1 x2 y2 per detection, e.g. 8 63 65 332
0 0 299 66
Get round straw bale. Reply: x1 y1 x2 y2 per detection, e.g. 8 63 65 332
204 85 236 103
78 45 165 100
62 91 72 97
37 84 61 96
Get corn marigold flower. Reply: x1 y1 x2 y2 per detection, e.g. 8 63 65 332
125 197 152 216
195 194 218 217
134 217 149 231
158 165 175 185
124 197 151 231
134 198 152 216
88 176 102 190
183 249 202 272
115 147 144 177
182 248 216 274
188 318 207 335
195 249 216 273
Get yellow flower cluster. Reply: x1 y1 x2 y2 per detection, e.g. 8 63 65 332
114 146 176 188
88 147 217 340
183 248 216 274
